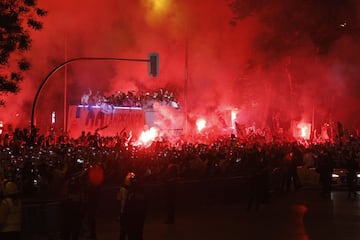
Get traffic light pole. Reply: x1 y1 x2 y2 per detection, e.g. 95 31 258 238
30 56 156 136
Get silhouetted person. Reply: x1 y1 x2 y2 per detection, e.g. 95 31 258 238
82 165 104 240
0 181 22 240
61 174 85 240
290 145 303 189
247 155 270 211
346 154 359 199
119 172 146 240
81 89 92 105
284 150 302 192
163 163 178 224
316 149 334 199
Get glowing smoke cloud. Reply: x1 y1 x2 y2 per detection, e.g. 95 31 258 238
1 0 360 138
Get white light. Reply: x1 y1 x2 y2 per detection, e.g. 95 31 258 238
77 105 142 110
136 127 159 147
332 174 339 178
231 109 237 129
51 111 56 124
196 118 206 132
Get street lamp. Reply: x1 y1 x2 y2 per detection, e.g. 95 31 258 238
30 55 159 137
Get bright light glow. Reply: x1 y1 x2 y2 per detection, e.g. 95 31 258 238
152 0 169 13
301 127 306 138
231 109 237 129
332 174 339 178
51 111 56 124
295 122 311 140
357 174 360 178
136 127 159 147
142 0 173 26
143 0 170 15
0 121 2 135
196 118 206 132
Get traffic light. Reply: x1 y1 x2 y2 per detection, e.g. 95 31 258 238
148 53 159 77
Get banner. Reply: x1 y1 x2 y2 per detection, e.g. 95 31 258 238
67 105 145 138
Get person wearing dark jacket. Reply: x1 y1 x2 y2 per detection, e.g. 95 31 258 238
247 153 270 212
346 154 359 199
119 172 147 240
316 149 334 199
163 163 178 224
0 181 22 240
61 174 85 240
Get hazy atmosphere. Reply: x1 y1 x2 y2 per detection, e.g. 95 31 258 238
2 0 360 137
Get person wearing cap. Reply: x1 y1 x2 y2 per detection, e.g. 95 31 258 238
0 181 22 240
118 172 147 240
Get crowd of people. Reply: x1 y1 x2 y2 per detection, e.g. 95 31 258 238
81 88 180 109
0 127 359 197
0 127 359 239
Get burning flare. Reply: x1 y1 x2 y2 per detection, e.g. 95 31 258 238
196 118 206 132
135 127 159 147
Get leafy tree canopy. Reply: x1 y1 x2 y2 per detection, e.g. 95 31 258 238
0 0 47 105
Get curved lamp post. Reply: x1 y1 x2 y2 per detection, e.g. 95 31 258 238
30 55 158 136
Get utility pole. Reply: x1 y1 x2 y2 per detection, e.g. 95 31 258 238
184 38 189 135
63 35 68 134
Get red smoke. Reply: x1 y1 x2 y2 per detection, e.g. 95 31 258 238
2 0 360 138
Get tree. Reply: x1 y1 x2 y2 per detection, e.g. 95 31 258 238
0 0 46 105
